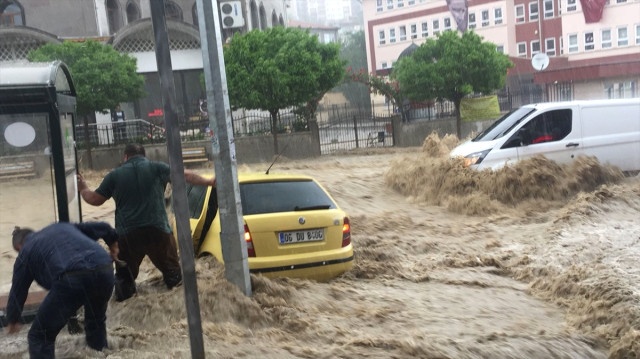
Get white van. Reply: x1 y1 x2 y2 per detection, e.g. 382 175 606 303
450 98 640 173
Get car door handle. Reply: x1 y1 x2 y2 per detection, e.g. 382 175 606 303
566 142 579 148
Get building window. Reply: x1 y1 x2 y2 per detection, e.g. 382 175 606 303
444 17 451 30
0 0 25 26
601 29 612 48
517 42 527 57
494 8 503 24
615 0 627 3
544 0 554 18
377 0 383 12
421 22 429 37
567 0 577 11
382 61 388 69
605 82 637 99
515 4 525 23
397 0 404 8
568 34 578 53
433 19 440 35
496 45 505 53
545 38 556 56
410 23 417 39
636 24 640 45
584 32 594 50
389 28 396 43
560 37 564 54
529 2 539 21
379 30 386 45
127 1 141 23
165 1 183 21
468 12 476 29
618 27 628 46
531 40 541 55
408 0 415 4
387 0 393 10
481 10 489 27
399 25 407 41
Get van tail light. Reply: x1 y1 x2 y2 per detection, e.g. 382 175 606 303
244 224 256 257
341 217 351 247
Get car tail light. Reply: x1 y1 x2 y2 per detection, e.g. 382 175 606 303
341 217 351 247
244 224 256 257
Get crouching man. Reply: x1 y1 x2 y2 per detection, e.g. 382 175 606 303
5 222 119 358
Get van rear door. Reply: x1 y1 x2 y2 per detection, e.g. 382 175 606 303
514 107 583 166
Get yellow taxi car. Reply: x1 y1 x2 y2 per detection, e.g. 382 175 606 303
176 172 353 281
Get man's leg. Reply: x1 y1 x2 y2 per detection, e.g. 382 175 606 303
114 233 144 302
140 227 182 289
29 281 82 358
82 268 115 351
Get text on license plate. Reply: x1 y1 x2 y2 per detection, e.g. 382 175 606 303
279 229 324 244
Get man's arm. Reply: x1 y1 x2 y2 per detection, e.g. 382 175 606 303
77 174 108 206
184 169 216 187
75 222 120 261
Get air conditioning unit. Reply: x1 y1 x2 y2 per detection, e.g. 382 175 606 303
219 1 245 29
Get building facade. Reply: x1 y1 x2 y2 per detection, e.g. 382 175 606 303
0 0 288 124
362 0 640 102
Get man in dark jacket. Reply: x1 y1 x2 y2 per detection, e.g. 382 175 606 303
5 222 119 358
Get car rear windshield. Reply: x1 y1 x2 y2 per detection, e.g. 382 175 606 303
240 180 337 215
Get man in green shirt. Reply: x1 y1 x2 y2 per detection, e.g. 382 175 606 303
78 143 215 301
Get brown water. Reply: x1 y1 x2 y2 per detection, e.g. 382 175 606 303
1 135 638 358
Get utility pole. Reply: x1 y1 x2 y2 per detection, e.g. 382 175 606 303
196 0 252 296
149 2 205 358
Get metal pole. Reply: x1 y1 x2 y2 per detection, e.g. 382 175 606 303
196 0 251 296
149 3 205 358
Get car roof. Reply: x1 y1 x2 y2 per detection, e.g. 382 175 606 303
197 172 315 183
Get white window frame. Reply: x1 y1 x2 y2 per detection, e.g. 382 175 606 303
494 7 503 25
410 23 418 39
444 17 451 30
544 0 554 18
601 28 612 48
433 19 440 35
531 40 541 55
481 10 490 27
382 61 388 69
567 0 577 11
617 26 628 46
379 30 386 45
468 12 476 29
560 37 564 54
399 25 407 41
387 0 393 10
397 0 405 8
408 0 415 5
545 37 556 56
515 4 525 23
584 32 594 50
568 34 578 53
421 21 429 37
517 41 527 57
389 28 396 43
529 2 539 21
377 0 383 12
496 45 505 53
635 24 640 45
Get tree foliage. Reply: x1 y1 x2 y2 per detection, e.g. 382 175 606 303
224 26 344 153
393 31 512 135
28 40 145 117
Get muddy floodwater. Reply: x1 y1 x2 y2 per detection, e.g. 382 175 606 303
1 135 638 359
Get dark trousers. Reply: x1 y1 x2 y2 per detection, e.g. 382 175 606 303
112 122 126 143
29 266 114 358
115 226 182 301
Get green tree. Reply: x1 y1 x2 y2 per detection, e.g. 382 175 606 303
29 40 144 168
224 26 344 154
337 31 371 109
28 40 145 117
393 31 512 137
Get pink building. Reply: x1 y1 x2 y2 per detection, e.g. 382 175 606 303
363 0 640 102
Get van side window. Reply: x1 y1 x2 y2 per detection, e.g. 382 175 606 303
503 109 572 147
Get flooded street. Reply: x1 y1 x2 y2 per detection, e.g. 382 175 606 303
1 139 638 358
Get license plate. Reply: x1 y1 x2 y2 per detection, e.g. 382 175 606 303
279 229 324 244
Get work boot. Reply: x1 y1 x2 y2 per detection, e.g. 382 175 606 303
114 277 137 302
